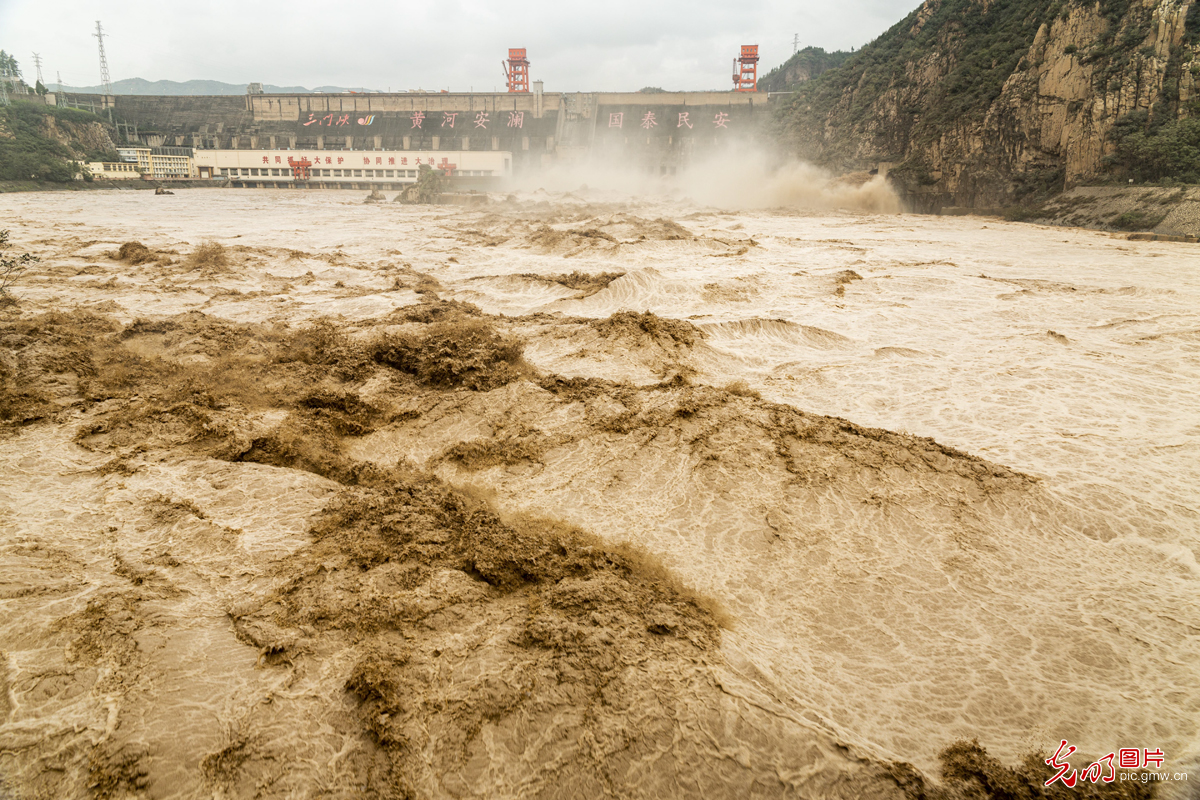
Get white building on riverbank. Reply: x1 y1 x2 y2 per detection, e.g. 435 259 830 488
113 147 195 179
191 149 511 189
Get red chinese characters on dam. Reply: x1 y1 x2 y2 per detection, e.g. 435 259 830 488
299 110 739 130
608 111 734 129
261 154 427 166
302 113 353 126
300 111 494 128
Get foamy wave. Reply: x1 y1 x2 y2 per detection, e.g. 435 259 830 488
702 318 854 350
447 274 580 315
552 268 699 317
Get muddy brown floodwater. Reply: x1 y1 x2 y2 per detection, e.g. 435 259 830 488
0 187 1197 799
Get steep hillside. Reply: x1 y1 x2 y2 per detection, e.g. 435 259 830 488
757 47 854 93
0 101 118 182
778 0 1199 210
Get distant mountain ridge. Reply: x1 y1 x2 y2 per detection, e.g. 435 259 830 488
59 78 372 95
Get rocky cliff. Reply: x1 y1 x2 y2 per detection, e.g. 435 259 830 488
0 101 117 182
779 0 1199 210
39 113 117 159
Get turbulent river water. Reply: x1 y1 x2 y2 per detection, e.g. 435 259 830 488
1 186 1197 798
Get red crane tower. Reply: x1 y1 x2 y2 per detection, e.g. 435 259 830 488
503 48 530 93
733 45 759 92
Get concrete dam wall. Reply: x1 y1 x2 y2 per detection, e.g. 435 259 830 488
87 90 776 174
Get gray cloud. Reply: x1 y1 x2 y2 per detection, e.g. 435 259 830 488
1 0 918 92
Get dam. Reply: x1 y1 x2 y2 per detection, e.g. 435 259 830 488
68 88 778 185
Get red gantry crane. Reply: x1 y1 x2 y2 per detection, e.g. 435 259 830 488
734 45 759 92
287 156 313 182
503 48 530 93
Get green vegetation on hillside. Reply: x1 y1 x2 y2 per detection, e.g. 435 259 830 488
1105 111 1200 183
773 0 1200 198
1100 0 1200 184
757 47 853 93
1075 0 1157 93
0 101 112 183
784 0 1066 136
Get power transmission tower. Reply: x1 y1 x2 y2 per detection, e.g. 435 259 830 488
94 22 113 95
793 34 800 54
56 70 64 107
32 52 44 90
93 20 114 120
0 63 9 107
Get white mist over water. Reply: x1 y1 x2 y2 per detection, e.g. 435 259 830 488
677 151 902 212
0 188 1196 795
514 141 903 213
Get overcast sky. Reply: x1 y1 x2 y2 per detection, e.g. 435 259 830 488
2 0 917 92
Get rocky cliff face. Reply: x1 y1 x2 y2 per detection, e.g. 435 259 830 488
40 114 117 159
781 0 1198 210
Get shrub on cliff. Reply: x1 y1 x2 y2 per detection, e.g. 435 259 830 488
1106 111 1200 183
